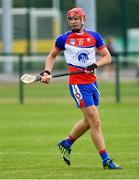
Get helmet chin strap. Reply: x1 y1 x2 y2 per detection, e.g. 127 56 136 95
71 29 80 33
72 23 84 33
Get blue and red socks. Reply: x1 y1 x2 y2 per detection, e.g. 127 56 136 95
62 138 110 164
62 135 75 149
99 149 110 163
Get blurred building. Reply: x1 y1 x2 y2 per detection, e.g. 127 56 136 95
0 0 139 53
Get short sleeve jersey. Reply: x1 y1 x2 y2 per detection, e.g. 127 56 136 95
55 29 105 84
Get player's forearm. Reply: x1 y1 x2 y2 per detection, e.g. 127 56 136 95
44 54 56 73
44 46 61 73
96 54 112 68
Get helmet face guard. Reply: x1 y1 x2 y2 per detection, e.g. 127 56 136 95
67 7 86 33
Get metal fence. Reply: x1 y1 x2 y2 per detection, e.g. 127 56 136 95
0 52 139 104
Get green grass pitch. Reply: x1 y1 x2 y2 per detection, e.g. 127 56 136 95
0 81 139 179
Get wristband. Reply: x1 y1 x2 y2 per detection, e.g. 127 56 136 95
40 70 51 76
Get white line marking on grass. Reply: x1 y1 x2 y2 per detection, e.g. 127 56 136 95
0 152 139 155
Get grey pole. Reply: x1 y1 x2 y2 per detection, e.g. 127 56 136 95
76 0 96 31
53 0 60 9
2 0 13 73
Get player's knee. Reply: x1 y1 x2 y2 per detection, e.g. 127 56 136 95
92 119 100 130
86 112 100 128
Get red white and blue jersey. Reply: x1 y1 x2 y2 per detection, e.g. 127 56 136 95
55 29 105 85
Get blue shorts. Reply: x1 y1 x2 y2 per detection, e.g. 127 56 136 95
69 82 100 108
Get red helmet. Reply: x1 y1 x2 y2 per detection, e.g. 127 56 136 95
67 7 86 19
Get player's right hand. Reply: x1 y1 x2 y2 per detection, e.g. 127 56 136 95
40 70 52 84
